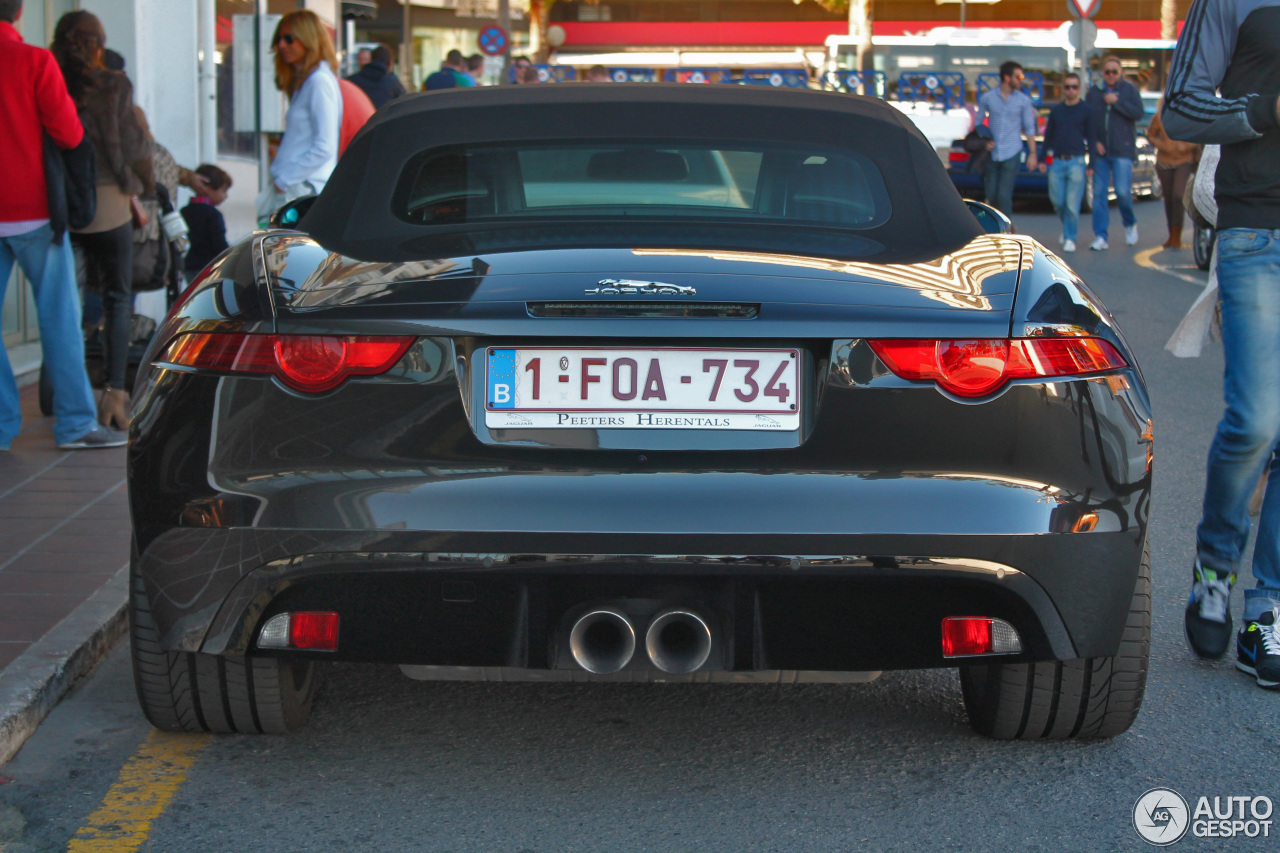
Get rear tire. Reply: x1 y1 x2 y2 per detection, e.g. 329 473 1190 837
129 554 320 733
959 542 1150 740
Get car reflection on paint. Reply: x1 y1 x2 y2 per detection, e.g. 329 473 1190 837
127 84 1153 741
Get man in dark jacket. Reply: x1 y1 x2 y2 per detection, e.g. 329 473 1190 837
345 44 405 109
1163 0 1280 690
0 0 122 450
1086 56 1145 250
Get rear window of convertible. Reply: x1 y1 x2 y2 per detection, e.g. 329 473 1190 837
392 141 892 230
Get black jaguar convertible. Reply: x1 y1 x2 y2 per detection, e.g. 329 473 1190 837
128 84 1152 740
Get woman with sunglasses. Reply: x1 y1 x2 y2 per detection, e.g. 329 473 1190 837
257 10 340 225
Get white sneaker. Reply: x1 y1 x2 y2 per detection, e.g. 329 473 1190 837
1125 224 1139 246
1063 239 1077 252
1090 236 1109 251
1058 232 1065 245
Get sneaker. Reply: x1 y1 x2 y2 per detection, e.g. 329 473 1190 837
57 425 128 450
1236 607 1280 688
1125 224 1139 246
1058 233 1065 245
1090 236 1109 251
1185 560 1235 659
1063 239 1077 252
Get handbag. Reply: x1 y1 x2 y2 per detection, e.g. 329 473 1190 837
132 185 179 293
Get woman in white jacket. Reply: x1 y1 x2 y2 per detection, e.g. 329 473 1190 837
257 10 340 224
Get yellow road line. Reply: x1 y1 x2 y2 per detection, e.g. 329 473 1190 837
66 730 210 853
1134 245 1208 287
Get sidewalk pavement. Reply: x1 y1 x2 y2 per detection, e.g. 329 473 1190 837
0 384 130 767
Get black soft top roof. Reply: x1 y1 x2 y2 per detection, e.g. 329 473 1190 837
302 83 981 264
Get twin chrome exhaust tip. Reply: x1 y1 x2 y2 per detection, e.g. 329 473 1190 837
569 609 637 674
569 607 712 675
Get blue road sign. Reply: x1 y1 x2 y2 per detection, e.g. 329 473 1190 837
477 25 508 57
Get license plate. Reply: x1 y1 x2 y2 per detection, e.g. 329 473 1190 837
484 347 800 430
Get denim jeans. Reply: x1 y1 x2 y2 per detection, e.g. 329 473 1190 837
983 155 1020 217
1048 158 1086 243
0 225 97 447
1196 228 1280 594
1090 155 1136 240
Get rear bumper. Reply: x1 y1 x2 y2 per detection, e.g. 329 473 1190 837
137 526 1143 671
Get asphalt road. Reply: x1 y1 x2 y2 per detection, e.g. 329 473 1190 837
2 198 1278 853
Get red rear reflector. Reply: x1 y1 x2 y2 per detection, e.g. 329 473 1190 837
941 617 1023 657
160 333 415 392
289 612 340 650
942 617 992 656
868 337 1127 398
949 151 970 162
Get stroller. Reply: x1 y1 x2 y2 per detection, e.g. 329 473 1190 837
39 183 189 416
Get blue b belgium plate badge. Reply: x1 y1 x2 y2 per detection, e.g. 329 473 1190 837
486 348 517 409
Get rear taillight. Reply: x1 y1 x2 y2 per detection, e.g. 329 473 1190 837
868 337 1127 398
941 617 1022 657
949 150 970 162
160 333 415 393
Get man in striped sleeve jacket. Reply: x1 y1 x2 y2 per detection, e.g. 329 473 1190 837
1163 0 1280 690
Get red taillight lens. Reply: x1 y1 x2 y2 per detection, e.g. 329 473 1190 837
160 333 415 392
868 337 1127 398
949 151 970 162
289 611 340 651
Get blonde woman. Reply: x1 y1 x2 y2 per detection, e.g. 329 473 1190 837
256 10 340 224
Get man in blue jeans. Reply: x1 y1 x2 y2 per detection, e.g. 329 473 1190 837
975 60 1038 217
1164 0 1280 689
1041 72 1094 252
0 0 125 451
1086 56 1145 250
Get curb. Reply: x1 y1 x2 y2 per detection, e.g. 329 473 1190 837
0 564 129 767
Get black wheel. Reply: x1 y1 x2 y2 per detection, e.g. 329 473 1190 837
130 551 320 733
1193 223 1215 271
38 364 53 417
959 542 1150 740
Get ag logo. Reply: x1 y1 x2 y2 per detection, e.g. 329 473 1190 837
1134 788 1190 846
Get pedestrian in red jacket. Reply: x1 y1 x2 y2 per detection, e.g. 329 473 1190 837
0 0 124 450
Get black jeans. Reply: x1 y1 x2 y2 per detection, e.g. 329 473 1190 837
72 223 133 389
